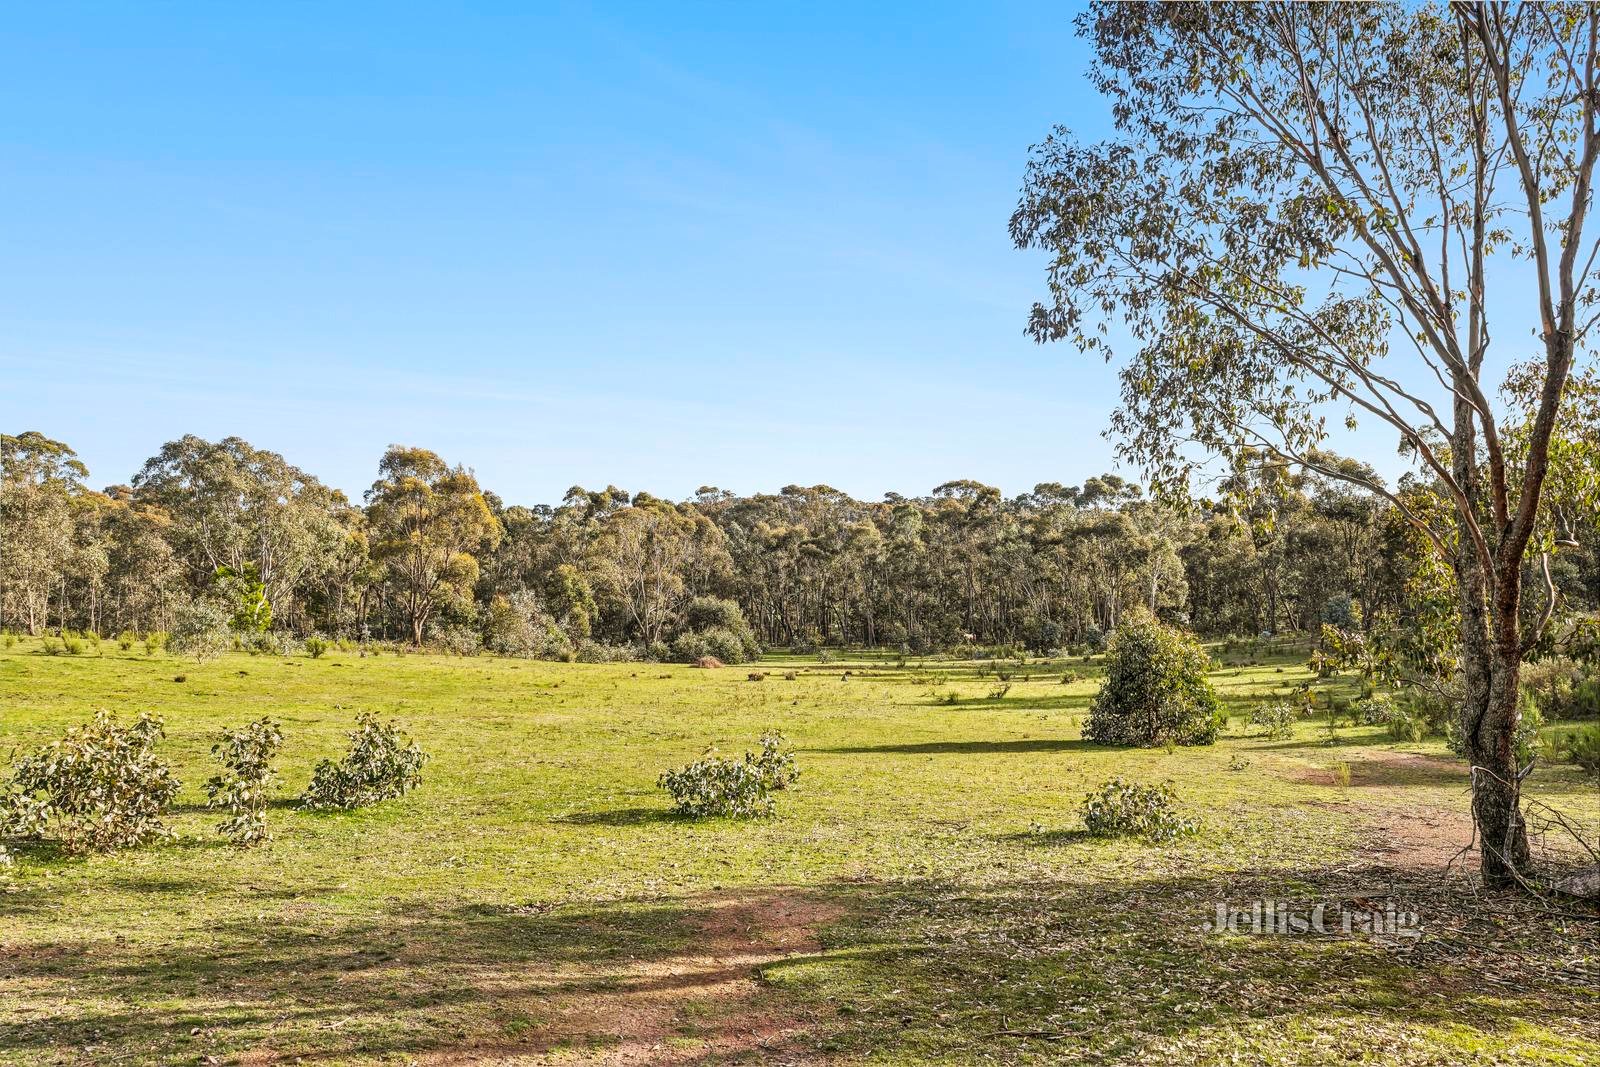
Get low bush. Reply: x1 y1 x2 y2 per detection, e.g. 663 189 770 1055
0 710 181 853
573 639 642 663
304 635 331 659
429 623 482 657
244 630 300 657
1354 695 1394 726
205 717 284 846
116 630 136 651
1386 705 1430 743
1080 778 1197 842
658 732 797 818
1567 723 1600 779
483 592 573 659
1249 701 1297 740
169 601 232 663
300 714 428 811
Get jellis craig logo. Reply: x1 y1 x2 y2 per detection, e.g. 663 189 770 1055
1206 898 1420 939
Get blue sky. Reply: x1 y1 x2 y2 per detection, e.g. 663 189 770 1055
0 2 1138 504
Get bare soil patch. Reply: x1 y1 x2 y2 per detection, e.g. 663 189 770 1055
421 889 842 1066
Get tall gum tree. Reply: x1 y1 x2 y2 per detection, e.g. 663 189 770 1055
366 446 503 646
1011 1 1600 888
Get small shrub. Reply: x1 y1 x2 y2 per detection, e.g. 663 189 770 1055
1386 705 1429 743
1249 701 1296 740
1354 695 1394 726
658 732 798 818
116 630 136 651
573 639 641 663
169 601 232 663
1331 761 1352 788
430 623 482 657
40 637 63 656
62 636 85 656
300 714 428 811
205 718 284 846
783 670 797 681
693 655 725 669
304 635 331 659
143 632 167 656
0 711 180 853
1080 778 1197 842
1567 723 1600 779
243 630 299 656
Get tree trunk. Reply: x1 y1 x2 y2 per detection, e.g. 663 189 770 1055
1467 641 1531 887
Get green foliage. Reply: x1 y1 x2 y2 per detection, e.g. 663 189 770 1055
1248 701 1296 740
304 634 331 659
243 630 299 656
671 597 760 664
1354 695 1394 726
214 562 272 634
1567 723 1600 779
1080 778 1197 842
169 600 233 663
1085 612 1221 746
0 710 180 853
657 731 797 819
429 622 482 656
483 591 572 659
300 713 428 811
1385 705 1430 743
205 717 284 846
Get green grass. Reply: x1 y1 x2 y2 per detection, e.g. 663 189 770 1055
1 639 1597 1065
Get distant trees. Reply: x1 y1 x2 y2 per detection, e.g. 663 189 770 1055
132 436 349 623
7 427 1599 696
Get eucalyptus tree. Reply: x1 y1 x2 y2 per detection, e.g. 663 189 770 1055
1012 1 1600 886
98 489 181 634
132 436 348 618
365 446 503 645
0 432 88 633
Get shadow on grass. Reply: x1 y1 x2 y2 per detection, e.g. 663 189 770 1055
814 738 1093 755
551 806 681 827
4 861 1595 1065
918 693 1094 712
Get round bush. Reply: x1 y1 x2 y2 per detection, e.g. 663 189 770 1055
1085 611 1222 747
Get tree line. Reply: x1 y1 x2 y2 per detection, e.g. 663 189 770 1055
7 430 1598 662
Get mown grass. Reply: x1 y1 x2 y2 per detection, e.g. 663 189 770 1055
0 638 1596 1065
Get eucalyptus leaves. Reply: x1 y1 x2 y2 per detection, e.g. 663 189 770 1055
0 709 428 856
658 731 799 818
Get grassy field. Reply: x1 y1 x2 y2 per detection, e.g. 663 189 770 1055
1 638 1597 1066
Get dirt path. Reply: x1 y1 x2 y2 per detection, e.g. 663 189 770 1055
423 890 841 1066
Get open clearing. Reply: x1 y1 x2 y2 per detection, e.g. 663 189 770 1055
1 640 1597 1065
